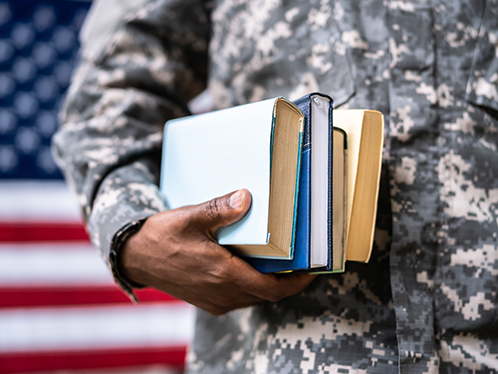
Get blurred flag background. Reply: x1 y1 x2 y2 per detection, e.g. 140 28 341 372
0 1 194 373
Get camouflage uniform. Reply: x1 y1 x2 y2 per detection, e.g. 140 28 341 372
53 0 498 372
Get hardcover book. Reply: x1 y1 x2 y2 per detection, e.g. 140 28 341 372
160 97 304 259
334 109 384 263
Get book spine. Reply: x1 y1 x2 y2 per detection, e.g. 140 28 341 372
326 95 334 271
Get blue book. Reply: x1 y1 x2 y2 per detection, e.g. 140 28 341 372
247 93 347 273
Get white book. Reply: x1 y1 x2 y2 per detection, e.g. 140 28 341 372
160 97 304 259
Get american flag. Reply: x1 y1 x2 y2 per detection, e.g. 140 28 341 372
0 1 194 373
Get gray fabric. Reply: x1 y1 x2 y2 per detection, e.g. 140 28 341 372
53 0 498 372
79 0 151 59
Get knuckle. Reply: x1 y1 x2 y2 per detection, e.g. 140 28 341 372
209 261 233 285
211 271 232 289
203 298 231 316
205 198 223 222
212 295 232 309
265 290 285 303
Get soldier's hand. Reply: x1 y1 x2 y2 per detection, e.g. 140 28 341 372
118 189 316 315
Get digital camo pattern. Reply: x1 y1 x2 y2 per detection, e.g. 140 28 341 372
52 0 498 373
52 0 210 292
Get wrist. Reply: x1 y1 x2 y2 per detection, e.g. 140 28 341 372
110 218 149 293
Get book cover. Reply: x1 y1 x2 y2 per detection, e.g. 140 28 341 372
160 97 304 258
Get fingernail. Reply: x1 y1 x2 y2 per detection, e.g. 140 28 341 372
229 190 242 209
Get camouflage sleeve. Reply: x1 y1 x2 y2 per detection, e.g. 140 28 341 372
52 0 211 295
465 0 498 112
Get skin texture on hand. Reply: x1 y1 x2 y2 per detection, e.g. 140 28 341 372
118 189 316 315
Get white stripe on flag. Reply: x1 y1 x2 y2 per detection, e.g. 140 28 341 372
0 181 82 222
0 303 195 352
0 243 114 286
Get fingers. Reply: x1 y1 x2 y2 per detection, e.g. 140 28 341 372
184 189 315 304
247 273 317 302
189 189 252 233
222 255 317 303
204 299 266 316
195 292 265 316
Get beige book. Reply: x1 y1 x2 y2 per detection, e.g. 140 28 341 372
333 110 384 263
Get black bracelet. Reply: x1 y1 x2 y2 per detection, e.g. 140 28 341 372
109 217 149 299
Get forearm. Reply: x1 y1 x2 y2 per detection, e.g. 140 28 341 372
52 0 210 290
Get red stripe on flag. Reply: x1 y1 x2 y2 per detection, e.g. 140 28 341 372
0 222 89 242
0 286 180 308
0 346 187 373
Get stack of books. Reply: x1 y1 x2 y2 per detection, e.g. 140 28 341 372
160 93 384 273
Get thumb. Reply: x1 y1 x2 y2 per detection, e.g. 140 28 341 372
191 189 252 233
